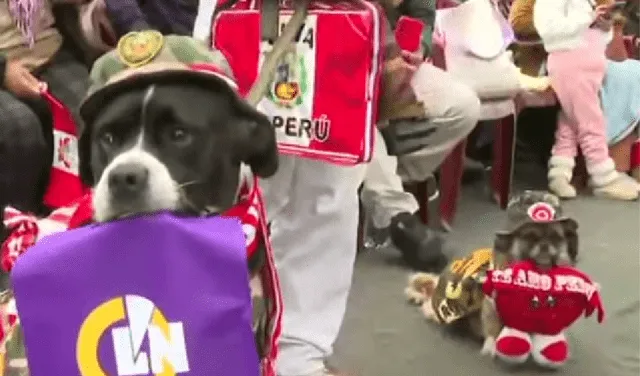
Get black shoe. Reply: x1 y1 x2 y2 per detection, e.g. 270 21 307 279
389 212 449 272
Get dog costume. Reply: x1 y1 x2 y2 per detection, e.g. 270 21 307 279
482 260 605 367
406 190 579 337
0 32 283 376
407 247 493 326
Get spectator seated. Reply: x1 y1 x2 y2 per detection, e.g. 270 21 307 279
0 0 90 218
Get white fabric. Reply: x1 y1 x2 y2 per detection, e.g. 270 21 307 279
478 99 515 121
436 0 505 60
533 0 611 52
397 63 481 182
586 157 618 186
435 6 521 100
192 0 217 42
260 156 366 376
361 130 419 229
548 155 576 180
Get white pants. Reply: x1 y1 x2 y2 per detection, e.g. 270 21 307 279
260 156 366 376
361 130 419 229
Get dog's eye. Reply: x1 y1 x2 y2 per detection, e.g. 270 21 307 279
100 132 115 146
168 127 191 143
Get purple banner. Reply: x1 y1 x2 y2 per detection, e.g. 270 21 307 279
11 212 259 376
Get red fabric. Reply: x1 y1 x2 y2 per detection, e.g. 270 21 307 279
67 194 94 230
212 0 384 165
395 16 424 52
631 140 640 169
1 197 90 272
540 340 569 363
1 208 39 272
41 91 90 209
483 260 605 335
496 336 531 357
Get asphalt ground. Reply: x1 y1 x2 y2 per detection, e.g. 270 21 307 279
332 165 640 376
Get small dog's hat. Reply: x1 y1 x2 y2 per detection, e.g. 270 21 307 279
500 190 575 234
80 30 239 125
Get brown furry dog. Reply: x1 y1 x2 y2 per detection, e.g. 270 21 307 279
404 191 579 353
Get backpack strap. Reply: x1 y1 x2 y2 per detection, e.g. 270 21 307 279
262 0 280 43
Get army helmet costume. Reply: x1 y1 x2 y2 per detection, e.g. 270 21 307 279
79 30 241 125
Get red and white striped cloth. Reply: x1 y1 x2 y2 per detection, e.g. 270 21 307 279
41 90 90 209
1 196 91 273
0 292 18 349
0 174 283 375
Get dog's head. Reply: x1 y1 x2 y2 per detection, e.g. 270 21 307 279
77 33 279 222
78 80 278 222
493 191 579 268
494 220 579 268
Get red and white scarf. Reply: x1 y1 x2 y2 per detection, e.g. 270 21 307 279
0 174 283 376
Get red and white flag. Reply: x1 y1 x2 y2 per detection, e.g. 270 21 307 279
42 91 89 209
212 0 385 165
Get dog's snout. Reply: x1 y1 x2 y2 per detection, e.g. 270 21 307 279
108 163 149 194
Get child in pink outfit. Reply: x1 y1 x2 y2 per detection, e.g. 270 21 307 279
534 0 639 200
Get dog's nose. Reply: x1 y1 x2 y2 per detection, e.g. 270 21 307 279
108 163 149 194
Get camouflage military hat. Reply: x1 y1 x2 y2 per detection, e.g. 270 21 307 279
499 190 574 234
80 30 238 124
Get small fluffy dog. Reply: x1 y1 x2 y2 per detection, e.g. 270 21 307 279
404 191 579 354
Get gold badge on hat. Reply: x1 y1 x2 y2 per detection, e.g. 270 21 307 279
117 30 164 68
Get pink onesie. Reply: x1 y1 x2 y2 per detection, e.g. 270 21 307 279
547 29 609 165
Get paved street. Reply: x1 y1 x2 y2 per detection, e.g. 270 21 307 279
332 170 640 376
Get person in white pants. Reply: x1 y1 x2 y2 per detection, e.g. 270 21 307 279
194 3 478 375
260 157 366 376
194 4 364 375
266 64 480 375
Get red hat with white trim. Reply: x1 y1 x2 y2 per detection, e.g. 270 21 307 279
498 190 577 234
80 30 240 125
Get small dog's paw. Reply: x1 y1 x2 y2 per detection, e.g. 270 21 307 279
420 301 437 321
405 272 438 304
481 337 496 357
404 287 425 305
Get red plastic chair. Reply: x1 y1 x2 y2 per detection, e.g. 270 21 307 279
409 7 519 231
624 35 638 59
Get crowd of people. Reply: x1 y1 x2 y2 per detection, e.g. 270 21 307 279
0 0 638 375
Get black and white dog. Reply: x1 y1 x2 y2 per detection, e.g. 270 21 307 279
79 82 278 221
78 79 280 357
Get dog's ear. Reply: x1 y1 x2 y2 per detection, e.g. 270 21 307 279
232 100 279 178
561 219 579 263
493 232 514 254
78 121 95 186
493 232 514 268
